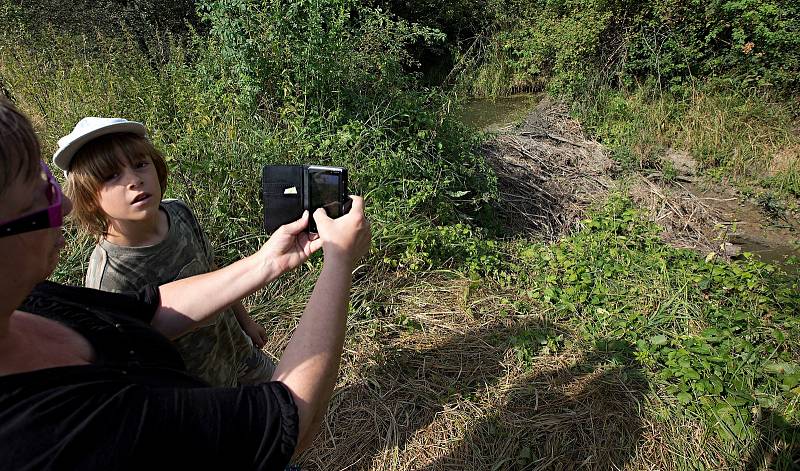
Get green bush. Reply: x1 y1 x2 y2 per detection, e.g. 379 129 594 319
197 0 444 111
192 0 499 244
463 0 799 97
624 0 800 93
494 0 612 95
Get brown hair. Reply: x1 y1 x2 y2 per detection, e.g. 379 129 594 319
66 133 169 238
0 97 41 195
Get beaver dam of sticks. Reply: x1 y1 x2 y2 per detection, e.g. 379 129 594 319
484 97 799 262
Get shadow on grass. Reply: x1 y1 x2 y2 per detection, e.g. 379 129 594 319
745 409 800 471
306 315 648 470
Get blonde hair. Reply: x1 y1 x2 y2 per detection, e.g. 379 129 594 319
66 133 168 238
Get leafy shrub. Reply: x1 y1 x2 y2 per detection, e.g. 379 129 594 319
464 0 800 97
193 0 499 239
493 0 612 95
197 0 444 111
624 0 800 93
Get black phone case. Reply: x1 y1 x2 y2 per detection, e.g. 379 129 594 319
262 165 306 233
262 165 350 233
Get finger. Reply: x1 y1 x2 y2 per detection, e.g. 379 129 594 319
280 210 309 235
298 233 322 255
313 207 333 231
313 207 331 222
308 237 324 253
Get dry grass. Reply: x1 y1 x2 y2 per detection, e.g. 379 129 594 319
251 265 794 469
253 275 653 470
255 273 769 470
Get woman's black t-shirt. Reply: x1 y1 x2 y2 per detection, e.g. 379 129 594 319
0 282 298 470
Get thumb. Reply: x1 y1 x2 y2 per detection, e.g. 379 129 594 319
279 211 309 235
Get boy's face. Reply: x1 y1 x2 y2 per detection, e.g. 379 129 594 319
97 154 162 224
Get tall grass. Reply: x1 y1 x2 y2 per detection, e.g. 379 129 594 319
574 81 800 192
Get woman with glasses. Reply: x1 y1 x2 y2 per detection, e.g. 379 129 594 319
0 98 371 469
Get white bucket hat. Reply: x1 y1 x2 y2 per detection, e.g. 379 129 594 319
53 117 147 173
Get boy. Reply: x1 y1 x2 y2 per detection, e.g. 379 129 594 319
54 117 275 386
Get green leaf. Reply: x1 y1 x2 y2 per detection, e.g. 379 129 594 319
683 369 701 380
783 374 800 388
650 335 668 346
764 362 800 375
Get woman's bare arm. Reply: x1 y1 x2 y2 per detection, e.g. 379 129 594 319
272 197 371 453
151 212 321 339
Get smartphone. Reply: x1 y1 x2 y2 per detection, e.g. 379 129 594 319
306 165 348 233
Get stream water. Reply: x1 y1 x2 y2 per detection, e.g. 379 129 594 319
457 94 539 131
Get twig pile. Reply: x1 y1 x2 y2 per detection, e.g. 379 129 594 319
486 98 729 254
484 98 616 239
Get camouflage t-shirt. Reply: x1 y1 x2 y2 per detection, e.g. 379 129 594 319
84 199 251 387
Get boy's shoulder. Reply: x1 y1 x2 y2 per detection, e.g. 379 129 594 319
162 198 202 230
161 198 193 217
85 244 109 289
160 199 212 260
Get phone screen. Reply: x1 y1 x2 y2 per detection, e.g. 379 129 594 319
309 169 342 218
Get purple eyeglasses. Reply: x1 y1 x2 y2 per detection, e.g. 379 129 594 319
0 161 64 238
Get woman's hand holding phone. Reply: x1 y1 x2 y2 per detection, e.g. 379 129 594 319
313 195 371 270
257 195 369 277
258 211 323 274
